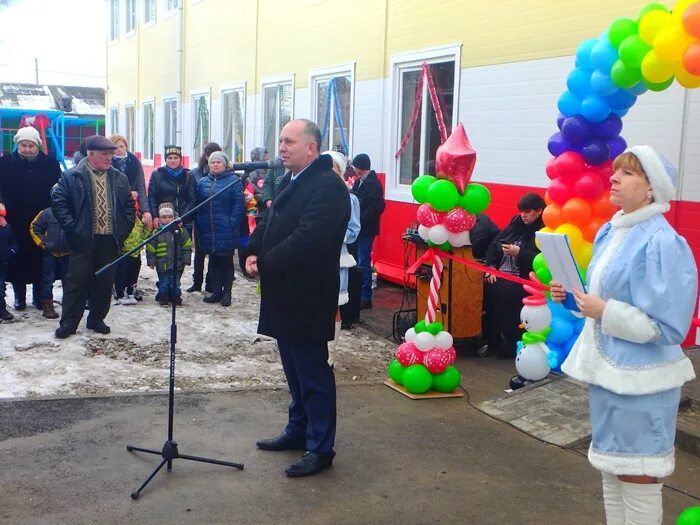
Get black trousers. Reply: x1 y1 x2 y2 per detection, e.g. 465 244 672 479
114 255 141 298
60 235 119 329
483 278 526 358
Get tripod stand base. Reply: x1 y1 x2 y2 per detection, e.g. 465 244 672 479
127 440 244 499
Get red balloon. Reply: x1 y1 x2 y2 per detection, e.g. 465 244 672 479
574 172 605 200
545 157 558 180
416 204 445 227
423 349 451 374
444 208 477 233
396 342 422 367
554 152 586 180
445 346 457 365
548 177 575 205
435 123 476 194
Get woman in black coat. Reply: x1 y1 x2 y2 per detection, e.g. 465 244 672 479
148 145 195 228
482 192 546 359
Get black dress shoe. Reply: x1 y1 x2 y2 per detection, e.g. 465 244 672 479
186 283 201 293
360 300 373 310
203 293 223 304
256 432 306 451
14 299 26 311
0 308 15 321
285 451 335 478
55 324 77 339
340 321 353 330
86 319 111 334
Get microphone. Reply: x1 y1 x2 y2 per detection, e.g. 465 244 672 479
231 158 284 171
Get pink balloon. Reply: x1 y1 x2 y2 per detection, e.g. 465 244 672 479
545 157 558 180
396 342 423 367
444 208 477 233
547 177 575 205
574 172 605 200
423 349 451 374
416 204 445 227
435 123 476 194
445 346 457 365
554 152 586 180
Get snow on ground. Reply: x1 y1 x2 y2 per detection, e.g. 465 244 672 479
0 263 395 398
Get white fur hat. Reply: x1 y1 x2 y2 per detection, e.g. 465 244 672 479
13 126 42 147
323 150 347 174
625 145 678 206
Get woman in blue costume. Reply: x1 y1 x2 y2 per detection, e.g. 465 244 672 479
551 146 697 525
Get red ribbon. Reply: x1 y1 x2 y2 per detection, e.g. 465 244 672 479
425 64 448 144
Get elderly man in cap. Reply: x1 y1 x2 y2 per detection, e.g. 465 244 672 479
0 126 61 312
51 135 134 338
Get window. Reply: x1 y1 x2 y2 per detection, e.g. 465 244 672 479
109 107 119 135
312 71 352 153
142 101 155 161
144 0 156 25
125 104 135 151
262 80 293 157
125 0 136 33
221 87 245 163
192 93 210 158
110 0 120 40
167 0 179 11
163 98 178 146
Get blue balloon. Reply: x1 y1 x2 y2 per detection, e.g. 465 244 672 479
591 37 618 73
590 69 618 96
575 39 598 70
582 139 611 165
558 91 582 117
608 135 627 158
548 131 580 156
548 317 575 345
562 116 592 145
567 67 593 97
581 95 611 123
606 89 637 110
591 114 623 140
557 113 566 130
612 108 629 117
628 81 648 96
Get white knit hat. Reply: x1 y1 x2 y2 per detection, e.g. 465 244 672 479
208 150 230 168
13 126 42 147
323 150 347 174
625 145 678 206
158 202 175 217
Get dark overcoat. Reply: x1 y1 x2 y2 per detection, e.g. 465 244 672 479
247 155 350 342
351 170 385 239
0 152 61 283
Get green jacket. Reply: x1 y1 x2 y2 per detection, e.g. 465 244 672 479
146 226 192 272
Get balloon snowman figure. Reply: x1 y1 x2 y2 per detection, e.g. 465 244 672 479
514 279 554 384
387 124 492 395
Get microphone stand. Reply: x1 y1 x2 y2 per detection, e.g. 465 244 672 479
96 171 253 499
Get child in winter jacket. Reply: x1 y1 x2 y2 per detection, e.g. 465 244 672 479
30 207 71 319
115 197 151 305
146 202 192 306
0 218 18 321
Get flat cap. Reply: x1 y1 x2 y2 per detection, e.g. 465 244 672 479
84 135 117 151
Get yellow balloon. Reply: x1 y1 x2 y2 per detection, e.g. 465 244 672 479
535 226 554 250
639 10 672 45
672 0 699 19
654 23 694 61
675 66 700 87
555 223 583 250
642 50 677 82
573 241 593 268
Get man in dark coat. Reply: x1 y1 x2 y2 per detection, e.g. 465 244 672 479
51 135 135 338
350 153 385 309
246 119 350 478
0 126 61 310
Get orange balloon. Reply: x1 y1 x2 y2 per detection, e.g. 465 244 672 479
544 191 553 205
581 216 607 242
676 66 700 87
591 191 618 219
542 203 564 229
683 1 700 38
561 197 593 226
682 41 700 76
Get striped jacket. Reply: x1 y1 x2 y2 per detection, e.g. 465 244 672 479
146 225 192 272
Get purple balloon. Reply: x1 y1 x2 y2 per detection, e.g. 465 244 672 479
557 113 565 130
607 135 627 158
591 114 623 140
562 116 593 145
547 132 581 157
582 139 610 165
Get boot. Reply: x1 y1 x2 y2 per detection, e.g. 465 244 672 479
42 300 59 319
12 282 26 310
203 265 223 303
601 472 625 525
620 481 663 525
220 267 234 307
186 282 202 293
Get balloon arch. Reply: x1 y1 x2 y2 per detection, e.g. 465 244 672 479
387 0 700 394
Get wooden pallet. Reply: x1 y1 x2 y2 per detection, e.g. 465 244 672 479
384 379 464 399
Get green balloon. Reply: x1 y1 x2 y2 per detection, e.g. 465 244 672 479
437 241 453 252
611 59 642 89
532 253 546 273
608 18 638 49
643 76 674 92
402 365 433 394
415 320 427 333
411 175 436 204
618 35 651 70
388 359 406 385
578 266 588 285
426 179 459 212
432 366 461 393
677 506 700 525
637 2 667 22
458 183 491 214
535 266 552 285
427 322 443 335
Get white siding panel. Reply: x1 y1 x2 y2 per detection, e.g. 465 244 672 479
681 89 700 203
210 98 222 154
295 87 309 123
352 78 383 166
246 93 258 158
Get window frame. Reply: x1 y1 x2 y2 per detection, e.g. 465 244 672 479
109 0 120 41
109 106 119 136
309 63 354 154
190 90 211 161
124 0 136 36
124 102 136 154
143 0 157 27
387 43 462 203
164 0 179 18
142 98 155 164
220 82 246 163
260 74 295 158
162 96 178 149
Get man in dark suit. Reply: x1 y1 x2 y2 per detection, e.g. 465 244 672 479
350 153 385 309
245 119 350 477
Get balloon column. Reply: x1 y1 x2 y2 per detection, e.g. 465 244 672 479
387 124 491 394
534 0 700 370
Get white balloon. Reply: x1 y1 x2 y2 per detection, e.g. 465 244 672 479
515 342 551 381
418 225 430 241
519 305 552 333
428 224 449 245
448 230 471 248
414 331 435 352
434 331 453 350
404 327 417 343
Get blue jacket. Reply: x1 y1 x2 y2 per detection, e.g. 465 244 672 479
194 170 244 255
0 223 18 262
